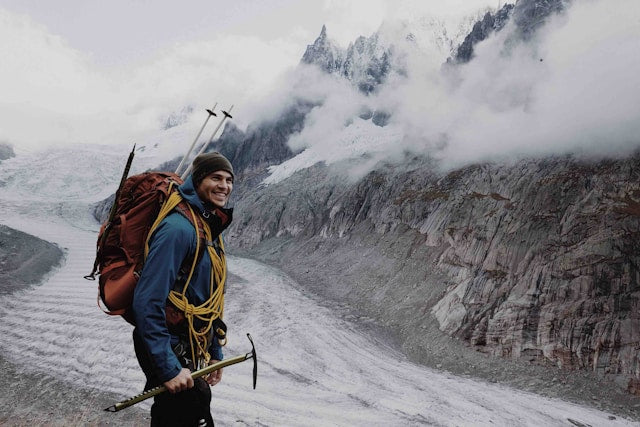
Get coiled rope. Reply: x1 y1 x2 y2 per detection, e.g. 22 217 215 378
145 184 226 367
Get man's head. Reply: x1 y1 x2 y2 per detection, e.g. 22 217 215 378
192 152 234 208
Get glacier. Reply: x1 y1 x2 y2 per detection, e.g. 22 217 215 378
0 144 635 425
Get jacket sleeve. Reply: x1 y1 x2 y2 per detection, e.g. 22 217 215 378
132 216 194 382
209 338 224 361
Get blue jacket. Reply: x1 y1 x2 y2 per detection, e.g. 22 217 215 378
132 175 228 382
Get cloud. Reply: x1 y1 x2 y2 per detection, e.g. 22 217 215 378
0 7 299 153
320 0 496 48
0 9 116 148
266 0 640 183
438 0 640 166
4 0 638 177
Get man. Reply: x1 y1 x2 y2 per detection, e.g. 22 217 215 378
132 152 234 426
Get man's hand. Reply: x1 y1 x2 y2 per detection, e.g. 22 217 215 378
164 368 194 394
205 359 223 386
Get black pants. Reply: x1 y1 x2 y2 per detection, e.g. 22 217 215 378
133 329 214 427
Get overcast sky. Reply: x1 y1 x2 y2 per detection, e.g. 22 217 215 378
0 0 498 153
2 0 639 173
1 0 499 64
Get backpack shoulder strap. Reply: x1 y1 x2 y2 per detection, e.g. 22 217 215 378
172 200 207 290
144 181 184 261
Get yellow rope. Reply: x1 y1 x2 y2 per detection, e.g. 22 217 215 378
145 183 181 259
145 185 226 367
167 203 226 366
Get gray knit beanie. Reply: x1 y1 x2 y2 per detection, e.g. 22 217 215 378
192 152 234 184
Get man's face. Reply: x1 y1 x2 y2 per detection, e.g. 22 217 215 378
196 170 234 208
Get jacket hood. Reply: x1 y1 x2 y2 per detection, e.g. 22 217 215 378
178 175 206 212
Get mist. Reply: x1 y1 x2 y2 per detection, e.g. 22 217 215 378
264 0 640 182
437 0 640 167
3 0 637 176
0 8 300 154
0 0 504 156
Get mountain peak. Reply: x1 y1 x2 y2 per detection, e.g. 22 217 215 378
300 25 398 94
451 0 565 64
300 25 344 73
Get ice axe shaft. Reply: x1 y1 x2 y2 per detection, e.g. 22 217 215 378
180 104 234 180
175 104 218 176
105 333 257 413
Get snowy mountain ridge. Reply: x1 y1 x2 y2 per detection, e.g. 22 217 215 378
300 12 482 94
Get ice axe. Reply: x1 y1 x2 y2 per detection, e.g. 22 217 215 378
105 333 257 413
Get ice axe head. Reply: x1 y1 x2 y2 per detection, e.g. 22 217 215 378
246 333 257 389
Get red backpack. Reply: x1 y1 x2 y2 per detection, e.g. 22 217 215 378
85 171 204 324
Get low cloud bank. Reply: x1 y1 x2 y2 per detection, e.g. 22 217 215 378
0 8 299 154
3 0 638 176
438 0 640 167
265 0 640 182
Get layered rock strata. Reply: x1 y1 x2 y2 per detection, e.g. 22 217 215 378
228 155 640 394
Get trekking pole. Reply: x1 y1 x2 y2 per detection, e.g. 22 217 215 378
180 105 234 180
104 333 257 412
174 104 218 176
84 144 136 280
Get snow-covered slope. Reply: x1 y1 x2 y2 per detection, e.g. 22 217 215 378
301 13 481 94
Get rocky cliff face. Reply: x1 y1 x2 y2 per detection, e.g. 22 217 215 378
164 106 194 130
513 0 566 37
229 154 640 394
217 101 315 187
451 0 566 63
301 25 394 94
453 3 515 63
0 143 14 162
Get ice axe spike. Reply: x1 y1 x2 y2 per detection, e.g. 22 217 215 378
105 333 257 413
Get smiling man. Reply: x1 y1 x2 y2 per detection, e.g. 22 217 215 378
132 152 234 426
